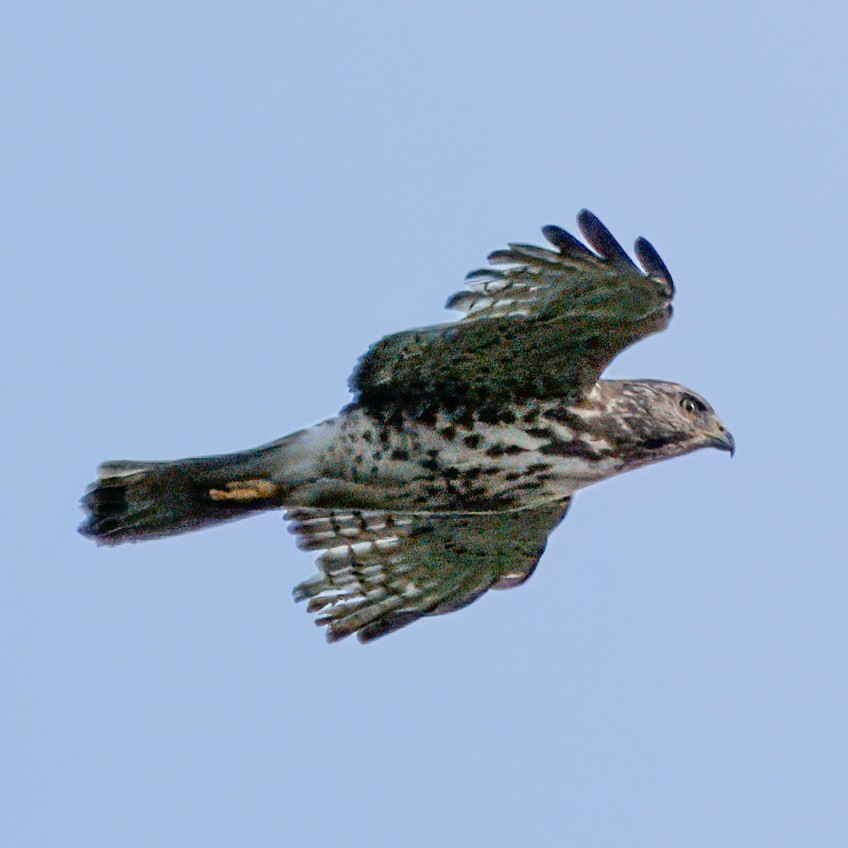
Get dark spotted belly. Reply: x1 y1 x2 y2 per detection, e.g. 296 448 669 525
321 403 625 511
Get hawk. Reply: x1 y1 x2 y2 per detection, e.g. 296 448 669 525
80 210 733 643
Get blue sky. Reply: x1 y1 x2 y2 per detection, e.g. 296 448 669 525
3 2 847 846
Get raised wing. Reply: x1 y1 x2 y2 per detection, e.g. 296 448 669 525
288 499 571 643
351 210 674 416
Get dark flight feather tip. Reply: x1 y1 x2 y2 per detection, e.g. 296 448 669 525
445 290 490 312
487 249 526 265
358 611 425 643
576 209 637 269
505 243 561 264
465 268 505 283
634 236 674 291
541 225 596 260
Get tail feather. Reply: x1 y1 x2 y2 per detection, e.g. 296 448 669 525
79 448 290 545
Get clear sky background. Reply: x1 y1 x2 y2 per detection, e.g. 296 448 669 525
3 2 847 846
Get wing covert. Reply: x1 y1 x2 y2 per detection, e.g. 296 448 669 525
351 211 674 416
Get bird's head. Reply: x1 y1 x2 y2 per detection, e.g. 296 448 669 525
601 379 734 462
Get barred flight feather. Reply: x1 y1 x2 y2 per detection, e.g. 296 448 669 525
287 501 571 643
445 213 671 328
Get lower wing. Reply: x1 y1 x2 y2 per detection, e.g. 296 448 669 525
288 499 572 643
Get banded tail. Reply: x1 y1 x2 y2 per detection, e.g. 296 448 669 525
79 433 315 545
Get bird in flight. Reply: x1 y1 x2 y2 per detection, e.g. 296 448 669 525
80 210 733 643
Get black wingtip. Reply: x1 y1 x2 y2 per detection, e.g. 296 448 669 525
541 224 596 259
576 210 635 267
634 236 674 290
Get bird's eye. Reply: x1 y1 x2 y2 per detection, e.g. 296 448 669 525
680 395 704 415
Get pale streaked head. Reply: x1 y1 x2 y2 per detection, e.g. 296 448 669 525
596 379 734 463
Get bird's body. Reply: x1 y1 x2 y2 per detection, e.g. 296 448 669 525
259 380 711 513
80 211 733 642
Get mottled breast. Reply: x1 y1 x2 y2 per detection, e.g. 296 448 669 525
323 400 627 511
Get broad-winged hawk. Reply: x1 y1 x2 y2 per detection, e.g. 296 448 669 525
80 211 733 643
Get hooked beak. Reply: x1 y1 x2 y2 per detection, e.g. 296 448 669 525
706 427 735 457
